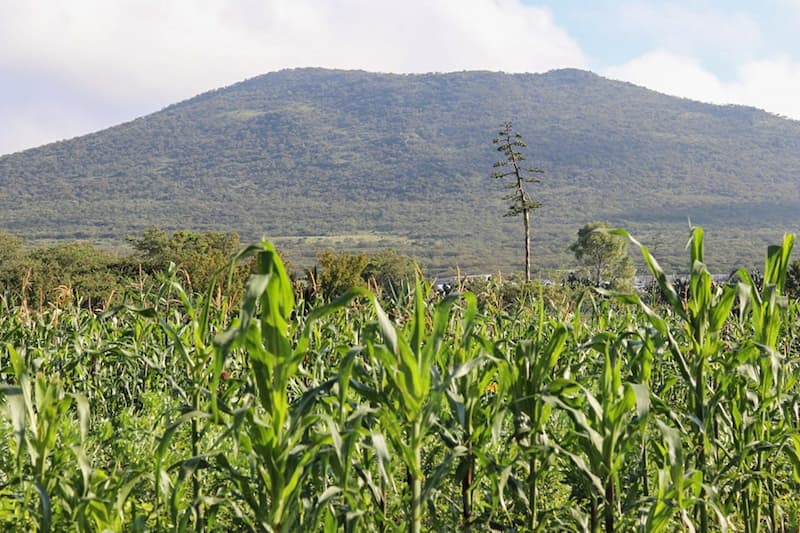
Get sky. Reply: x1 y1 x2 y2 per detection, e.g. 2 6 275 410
2 0 800 156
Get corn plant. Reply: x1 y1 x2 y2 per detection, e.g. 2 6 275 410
543 330 650 532
502 302 568 531
713 233 796 531
205 242 379 531
358 280 466 533
0 345 144 531
435 292 501 531
147 264 233 531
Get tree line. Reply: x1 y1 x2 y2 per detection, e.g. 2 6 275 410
0 229 423 310
2 223 792 313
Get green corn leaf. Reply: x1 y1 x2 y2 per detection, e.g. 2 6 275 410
611 228 686 320
764 233 795 292
370 432 392 488
1 384 26 463
626 382 651 418
410 275 425 359
449 355 485 382
316 486 342 507
551 442 605 495
709 285 736 334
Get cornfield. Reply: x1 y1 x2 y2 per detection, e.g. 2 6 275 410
1 228 799 532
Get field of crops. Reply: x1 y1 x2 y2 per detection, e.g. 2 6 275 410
1 228 799 532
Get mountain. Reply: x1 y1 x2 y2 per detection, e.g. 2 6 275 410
1 68 798 274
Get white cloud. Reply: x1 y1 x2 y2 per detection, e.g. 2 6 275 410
0 0 586 153
604 50 800 120
781 0 800 11
616 2 763 60
604 51 727 104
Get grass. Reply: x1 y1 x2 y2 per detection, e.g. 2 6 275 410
272 233 414 247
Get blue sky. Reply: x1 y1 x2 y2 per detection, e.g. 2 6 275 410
539 0 791 77
2 0 800 155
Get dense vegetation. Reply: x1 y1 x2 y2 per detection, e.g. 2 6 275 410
1 228 800 531
0 229 420 310
1 68 799 273
0 229 246 311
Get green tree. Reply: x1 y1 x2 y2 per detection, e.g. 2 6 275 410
127 228 243 295
362 249 418 294
128 227 171 260
0 232 27 295
569 221 635 290
27 242 121 309
492 122 542 281
316 249 369 299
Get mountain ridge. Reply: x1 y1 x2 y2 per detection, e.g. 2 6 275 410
1 67 798 274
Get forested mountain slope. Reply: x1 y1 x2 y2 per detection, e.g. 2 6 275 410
1 68 798 273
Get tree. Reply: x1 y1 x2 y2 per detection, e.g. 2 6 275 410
316 249 369 300
127 228 244 295
27 242 121 309
569 222 635 290
0 232 26 294
492 122 542 281
362 249 418 294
